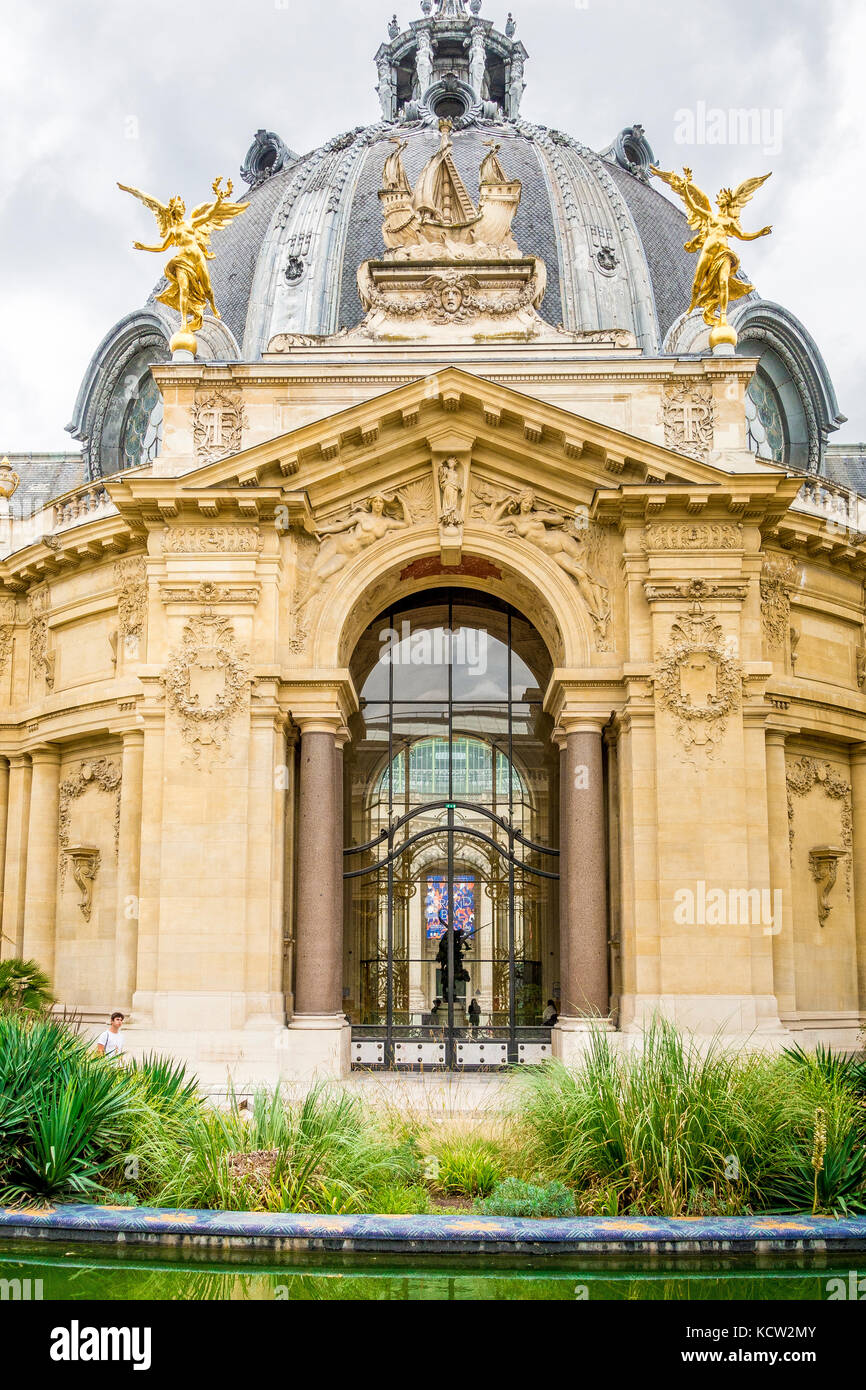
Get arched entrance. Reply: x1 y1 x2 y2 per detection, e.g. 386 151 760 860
343 589 560 1069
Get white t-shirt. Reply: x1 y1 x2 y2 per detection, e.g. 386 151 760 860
96 1028 124 1056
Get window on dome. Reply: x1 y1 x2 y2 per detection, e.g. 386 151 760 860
121 374 163 470
745 372 786 464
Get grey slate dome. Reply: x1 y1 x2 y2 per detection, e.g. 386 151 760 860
69 0 845 484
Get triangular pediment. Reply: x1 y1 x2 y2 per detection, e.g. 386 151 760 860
109 367 800 529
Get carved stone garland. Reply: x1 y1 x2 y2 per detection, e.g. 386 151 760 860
786 756 853 898
58 758 122 889
28 588 53 691
162 609 250 764
115 555 147 651
655 601 744 758
760 556 801 652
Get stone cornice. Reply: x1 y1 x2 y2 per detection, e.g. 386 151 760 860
142 366 758 502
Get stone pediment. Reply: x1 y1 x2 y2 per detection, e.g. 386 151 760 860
107 368 800 526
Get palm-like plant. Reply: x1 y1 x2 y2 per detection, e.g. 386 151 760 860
0 958 55 1014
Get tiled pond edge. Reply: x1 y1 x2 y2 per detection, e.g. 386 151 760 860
2 1205 866 1256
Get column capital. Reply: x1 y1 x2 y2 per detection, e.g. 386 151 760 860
7 752 30 770
296 714 344 737
28 744 61 767
120 727 146 749
561 714 610 736
850 742 866 767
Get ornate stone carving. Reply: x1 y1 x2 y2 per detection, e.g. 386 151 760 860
28 588 54 692
0 457 20 498
162 610 250 764
438 458 466 528
379 122 522 261
160 581 261 606
663 381 715 462
58 759 122 884
786 757 853 896
115 555 147 647
295 491 416 616
63 846 101 922
358 263 547 327
162 526 263 554
191 389 247 464
643 522 743 551
482 486 612 649
808 845 848 927
760 556 801 651
645 578 748 604
655 599 744 757
0 597 17 677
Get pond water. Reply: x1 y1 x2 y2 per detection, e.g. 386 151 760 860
0 1240 846 1301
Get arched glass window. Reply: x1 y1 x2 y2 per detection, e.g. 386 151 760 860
745 371 786 463
121 374 163 470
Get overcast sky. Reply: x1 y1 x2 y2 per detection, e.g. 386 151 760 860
1 0 864 452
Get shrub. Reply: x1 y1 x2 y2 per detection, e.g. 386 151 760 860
477 1177 576 1219
0 958 54 1014
512 1018 866 1217
0 1013 132 1202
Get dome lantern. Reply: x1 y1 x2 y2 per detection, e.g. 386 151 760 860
375 4 528 126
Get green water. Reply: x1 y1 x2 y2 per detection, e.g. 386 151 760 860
0 1240 849 1300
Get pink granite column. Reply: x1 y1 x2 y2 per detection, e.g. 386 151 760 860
560 720 609 1017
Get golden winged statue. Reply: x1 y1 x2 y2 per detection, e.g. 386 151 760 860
651 165 772 349
118 177 249 355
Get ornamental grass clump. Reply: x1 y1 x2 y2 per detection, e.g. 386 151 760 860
146 1083 420 1215
512 1018 866 1217
431 1137 504 1198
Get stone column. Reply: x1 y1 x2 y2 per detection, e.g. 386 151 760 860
114 729 145 1010
293 720 343 1020
851 744 866 1013
765 728 796 1016
22 746 61 978
560 720 609 1018
556 735 570 1011
2 755 31 957
332 729 348 1017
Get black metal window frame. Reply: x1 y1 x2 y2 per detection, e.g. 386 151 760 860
344 595 559 1068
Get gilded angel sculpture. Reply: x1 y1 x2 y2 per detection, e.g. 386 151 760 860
651 166 772 349
118 177 249 354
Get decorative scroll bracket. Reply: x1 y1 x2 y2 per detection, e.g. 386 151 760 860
63 845 101 922
808 845 847 927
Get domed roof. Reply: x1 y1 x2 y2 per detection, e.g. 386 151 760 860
71 0 844 486
226 117 697 357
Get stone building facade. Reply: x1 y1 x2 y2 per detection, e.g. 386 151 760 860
1 2 864 1081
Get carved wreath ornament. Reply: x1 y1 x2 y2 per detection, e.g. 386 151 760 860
655 600 743 757
162 610 249 764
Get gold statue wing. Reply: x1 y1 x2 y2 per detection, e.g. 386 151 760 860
117 183 175 238
651 166 713 229
726 171 772 213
